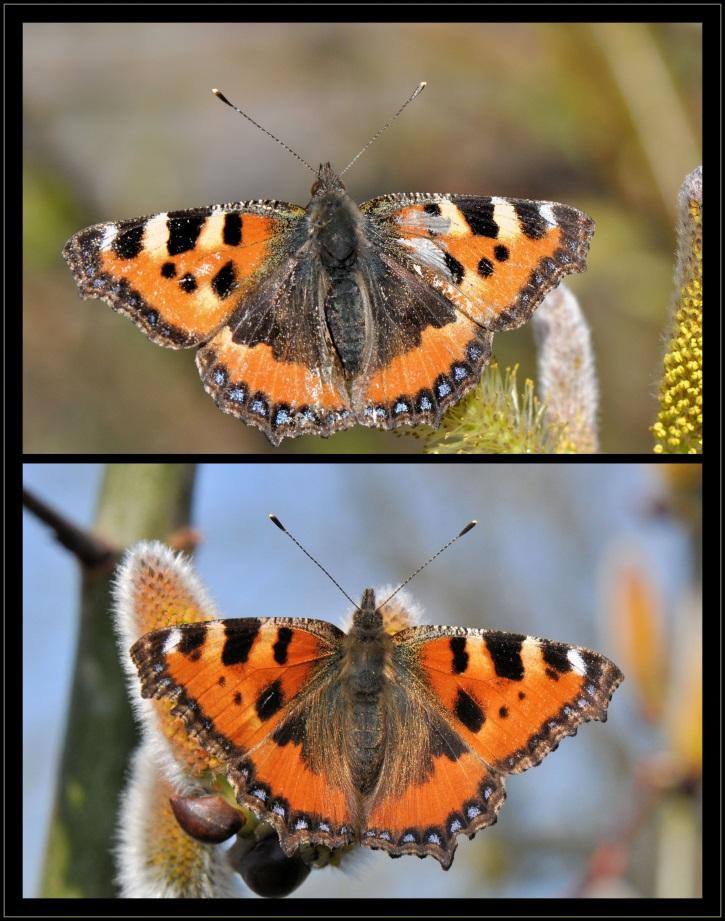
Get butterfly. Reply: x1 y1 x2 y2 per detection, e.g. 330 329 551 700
62 86 594 445
122 539 623 871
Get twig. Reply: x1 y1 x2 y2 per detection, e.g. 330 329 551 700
23 487 116 568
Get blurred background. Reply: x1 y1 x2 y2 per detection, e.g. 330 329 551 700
23 463 702 897
24 22 701 453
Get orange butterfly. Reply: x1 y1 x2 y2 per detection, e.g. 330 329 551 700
63 85 594 445
123 533 622 871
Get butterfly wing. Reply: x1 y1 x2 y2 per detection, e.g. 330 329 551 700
114 540 228 778
130 617 356 854
196 247 353 445
63 201 353 445
363 193 594 332
401 626 623 772
362 675 506 869
63 203 303 347
351 241 494 429
350 192 593 429
361 625 622 868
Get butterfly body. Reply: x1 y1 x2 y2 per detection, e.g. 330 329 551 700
338 590 391 797
64 155 594 444
303 163 371 377
125 547 622 870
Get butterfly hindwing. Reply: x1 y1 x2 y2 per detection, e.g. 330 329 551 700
361 671 506 869
351 245 494 428
227 681 359 856
196 249 354 445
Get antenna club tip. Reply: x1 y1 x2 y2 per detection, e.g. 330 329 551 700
459 520 478 536
268 514 285 531
212 88 231 106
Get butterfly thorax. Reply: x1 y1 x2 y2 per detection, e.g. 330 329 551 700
307 164 369 377
340 589 393 796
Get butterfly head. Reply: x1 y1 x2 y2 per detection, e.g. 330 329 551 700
351 587 383 633
311 162 346 196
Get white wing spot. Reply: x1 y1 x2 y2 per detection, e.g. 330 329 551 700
100 224 118 250
143 212 170 252
567 648 587 675
162 628 182 654
491 197 520 242
539 203 557 226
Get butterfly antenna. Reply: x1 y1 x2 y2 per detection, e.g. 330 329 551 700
212 88 316 175
381 520 477 607
268 514 358 608
339 81 427 177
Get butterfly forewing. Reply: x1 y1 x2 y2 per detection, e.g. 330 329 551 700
63 203 303 349
130 617 342 755
362 193 594 332
396 626 624 774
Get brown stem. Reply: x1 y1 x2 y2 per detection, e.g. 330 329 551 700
23 487 116 568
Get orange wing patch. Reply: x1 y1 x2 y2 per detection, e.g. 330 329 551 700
196 326 354 444
364 749 505 869
130 618 342 761
355 316 492 428
230 729 355 856
409 628 623 774
62 208 295 347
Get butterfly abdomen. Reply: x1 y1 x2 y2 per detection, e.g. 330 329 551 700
348 695 386 797
309 188 369 375
324 267 366 376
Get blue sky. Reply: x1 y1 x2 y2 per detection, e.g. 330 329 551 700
23 463 690 898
